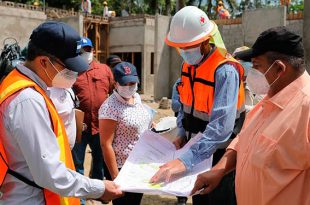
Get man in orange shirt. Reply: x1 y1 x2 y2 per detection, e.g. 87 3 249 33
191 27 310 205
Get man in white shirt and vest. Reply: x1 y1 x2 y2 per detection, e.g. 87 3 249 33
0 21 122 205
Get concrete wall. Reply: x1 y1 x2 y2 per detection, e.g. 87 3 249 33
218 24 243 53
59 15 83 36
242 7 286 46
143 18 156 95
0 6 46 48
110 18 147 53
109 26 145 52
223 19 303 51
154 15 171 99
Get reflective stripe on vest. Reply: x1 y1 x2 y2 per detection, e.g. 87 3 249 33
177 48 245 126
0 69 80 205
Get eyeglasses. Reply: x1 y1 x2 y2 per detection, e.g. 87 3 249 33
48 58 78 78
49 57 67 69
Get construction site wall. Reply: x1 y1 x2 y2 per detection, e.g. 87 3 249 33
0 4 305 98
0 5 46 48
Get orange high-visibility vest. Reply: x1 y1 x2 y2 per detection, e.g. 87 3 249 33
0 69 80 205
178 48 245 134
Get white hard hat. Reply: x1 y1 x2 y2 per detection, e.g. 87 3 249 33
152 117 178 142
165 6 215 48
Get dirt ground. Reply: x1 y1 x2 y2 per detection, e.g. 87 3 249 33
84 95 193 205
140 94 175 122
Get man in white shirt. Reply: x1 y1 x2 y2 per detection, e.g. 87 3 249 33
0 21 122 204
103 1 109 17
49 88 77 149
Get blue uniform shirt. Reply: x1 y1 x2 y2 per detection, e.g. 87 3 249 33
177 63 239 170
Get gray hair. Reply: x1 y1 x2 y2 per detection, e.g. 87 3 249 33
265 51 305 73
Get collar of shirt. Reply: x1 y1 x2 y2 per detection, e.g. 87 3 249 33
113 89 141 106
266 72 310 110
16 64 49 95
86 61 100 71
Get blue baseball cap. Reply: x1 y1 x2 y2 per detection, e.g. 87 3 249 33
30 21 88 73
113 62 139 86
81 37 93 48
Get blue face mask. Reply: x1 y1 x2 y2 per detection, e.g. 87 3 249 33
179 46 203 65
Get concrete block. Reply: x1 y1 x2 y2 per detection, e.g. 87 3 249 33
159 97 171 109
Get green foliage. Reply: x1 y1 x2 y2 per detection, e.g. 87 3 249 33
89 0 104 15
9 0 304 17
289 0 304 13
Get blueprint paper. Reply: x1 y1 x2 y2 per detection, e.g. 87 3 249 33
114 130 213 196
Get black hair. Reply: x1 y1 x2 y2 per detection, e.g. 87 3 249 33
26 41 54 61
265 51 305 73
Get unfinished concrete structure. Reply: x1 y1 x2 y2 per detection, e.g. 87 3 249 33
108 7 304 99
109 15 156 94
59 14 110 63
0 1 110 66
0 2 305 98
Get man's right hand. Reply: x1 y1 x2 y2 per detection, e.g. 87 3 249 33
191 149 237 195
100 180 123 201
190 168 225 195
173 136 186 150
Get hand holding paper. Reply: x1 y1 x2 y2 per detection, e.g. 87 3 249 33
150 159 186 183
114 130 212 196
100 180 123 201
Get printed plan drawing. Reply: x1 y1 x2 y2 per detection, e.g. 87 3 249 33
114 130 213 196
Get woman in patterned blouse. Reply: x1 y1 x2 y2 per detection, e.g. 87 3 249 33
99 62 153 205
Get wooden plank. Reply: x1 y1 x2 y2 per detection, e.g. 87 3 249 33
95 23 99 60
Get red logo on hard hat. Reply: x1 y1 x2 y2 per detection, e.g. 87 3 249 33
200 16 206 26
200 17 205 23
124 66 131 75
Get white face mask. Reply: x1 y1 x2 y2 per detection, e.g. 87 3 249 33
80 52 93 64
116 83 138 98
48 59 78 89
179 46 203 65
246 61 279 95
